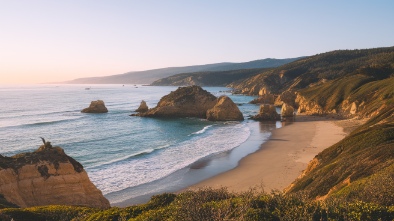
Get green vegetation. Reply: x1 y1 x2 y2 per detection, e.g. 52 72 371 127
232 47 394 95
150 68 269 86
1 188 393 221
287 107 394 206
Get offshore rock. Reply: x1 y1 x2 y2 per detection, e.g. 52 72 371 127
251 104 280 121
136 85 217 118
135 100 149 112
281 103 295 117
206 96 244 121
81 100 108 113
0 142 110 209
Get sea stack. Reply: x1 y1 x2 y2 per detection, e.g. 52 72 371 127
135 100 149 112
251 104 281 121
135 85 217 118
206 96 244 121
81 100 108 113
0 141 110 209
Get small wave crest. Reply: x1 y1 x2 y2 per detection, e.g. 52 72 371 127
87 144 171 169
190 125 213 135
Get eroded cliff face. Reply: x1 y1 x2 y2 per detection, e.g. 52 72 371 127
0 144 110 209
295 94 325 115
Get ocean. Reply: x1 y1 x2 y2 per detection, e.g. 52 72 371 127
0 84 278 205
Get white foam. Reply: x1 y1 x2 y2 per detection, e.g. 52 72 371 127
190 125 213 135
88 123 251 194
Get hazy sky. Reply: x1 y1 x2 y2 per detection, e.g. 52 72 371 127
1 0 393 84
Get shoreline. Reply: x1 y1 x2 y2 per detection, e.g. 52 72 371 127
109 120 276 207
186 115 346 193
110 115 348 207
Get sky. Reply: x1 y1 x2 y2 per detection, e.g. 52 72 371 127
1 0 393 84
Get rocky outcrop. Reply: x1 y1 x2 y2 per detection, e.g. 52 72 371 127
135 100 149 112
206 96 244 121
295 94 324 115
251 104 280 121
275 91 296 107
81 100 108 113
249 94 275 105
281 103 295 117
135 86 217 118
0 142 110 209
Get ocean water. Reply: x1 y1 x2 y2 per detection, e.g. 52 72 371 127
0 84 268 203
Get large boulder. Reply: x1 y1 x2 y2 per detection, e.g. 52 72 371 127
136 86 217 118
0 141 110 209
135 100 149 112
81 100 108 113
281 103 295 117
251 104 280 121
206 96 244 121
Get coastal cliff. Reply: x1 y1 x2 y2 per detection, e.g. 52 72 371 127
231 47 394 119
0 142 110 209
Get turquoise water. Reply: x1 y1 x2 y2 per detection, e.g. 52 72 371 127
0 84 264 203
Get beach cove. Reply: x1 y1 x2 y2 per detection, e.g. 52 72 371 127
187 115 347 194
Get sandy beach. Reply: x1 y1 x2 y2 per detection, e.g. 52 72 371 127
187 116 347 193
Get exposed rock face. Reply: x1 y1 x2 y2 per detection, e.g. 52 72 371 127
275 91 296 107
136 86 217 118
281 103 295 117
81 100 108 113
249 94 275 105
0 143 110 209
206 96 244 121
135 100 149 112
251 104 280 121
295 94 324 115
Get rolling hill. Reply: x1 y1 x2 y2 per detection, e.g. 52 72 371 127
64 58 301 84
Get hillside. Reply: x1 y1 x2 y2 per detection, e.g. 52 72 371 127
150 68 269 86
64 58 300 84
286 107 394 205
230 47 394 117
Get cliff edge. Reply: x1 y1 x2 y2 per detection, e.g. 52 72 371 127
0 141 110 209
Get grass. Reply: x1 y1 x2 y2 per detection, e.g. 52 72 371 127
1 188 393 221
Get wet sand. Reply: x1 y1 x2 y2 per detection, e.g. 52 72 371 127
186 116 347 193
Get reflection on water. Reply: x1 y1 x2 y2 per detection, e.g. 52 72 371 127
281 117 295 127
259 121 277 132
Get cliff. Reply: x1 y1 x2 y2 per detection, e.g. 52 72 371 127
0 142 110 209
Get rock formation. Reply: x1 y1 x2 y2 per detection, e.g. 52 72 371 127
135 100 149 112
135 86 217 118
206 96 244 121
0 141 110 209
249 94 275 105
275 90 296 107
81 100 108 113
281 103 295 117
251 104 280 121
295 94 324 115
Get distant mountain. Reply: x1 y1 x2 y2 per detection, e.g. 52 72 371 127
64 58 302 84
150 68 270 86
